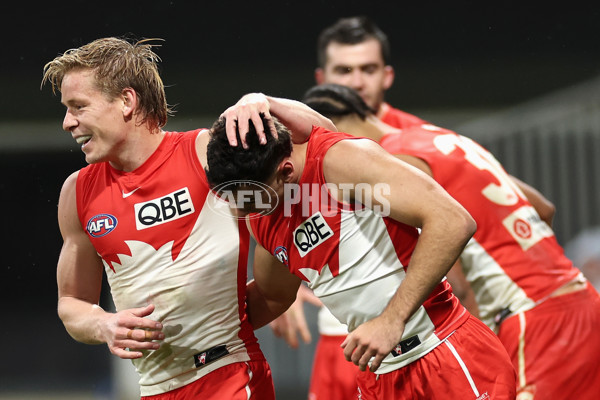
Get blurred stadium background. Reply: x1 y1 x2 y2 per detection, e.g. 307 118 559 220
1 2 599 399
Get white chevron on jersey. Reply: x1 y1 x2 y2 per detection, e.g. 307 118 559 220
296 208 443 373
250 128 468 374
77 130 261 396
105 191 251 390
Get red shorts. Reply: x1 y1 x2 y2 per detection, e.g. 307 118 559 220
357 315 516 399
141 360 275 400
498 283 600 399
308 334 359 400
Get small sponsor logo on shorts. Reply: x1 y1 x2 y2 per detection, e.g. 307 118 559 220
86 214 118 237
391 335 421 356
193 344 229 368
476 393 490 400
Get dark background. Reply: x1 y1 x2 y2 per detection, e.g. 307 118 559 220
3 2 600 121
1 1 599 397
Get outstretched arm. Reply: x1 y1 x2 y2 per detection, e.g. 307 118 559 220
323 139 476 372
220 93 336 148
57 172 164 359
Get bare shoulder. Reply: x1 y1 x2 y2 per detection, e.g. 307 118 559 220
324 137 384 164
60 171 80 199
323 137 396 179
58 170 83 235
395 154 433 177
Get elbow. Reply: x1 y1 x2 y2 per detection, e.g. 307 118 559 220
467 214 477 239
539 203 556 227
57 296 70 326
459 209 477 244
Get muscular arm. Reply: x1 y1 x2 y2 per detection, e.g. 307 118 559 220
396 154 480 316
323 139 476 372
220 93 336 148
246 224 303 330
57 172 163 358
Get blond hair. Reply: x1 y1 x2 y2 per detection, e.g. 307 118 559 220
42 37 172 129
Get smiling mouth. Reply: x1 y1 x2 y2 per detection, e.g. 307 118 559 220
75 135 92 145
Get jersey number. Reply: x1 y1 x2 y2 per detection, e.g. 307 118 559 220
433 134 526 206
433 134 553 250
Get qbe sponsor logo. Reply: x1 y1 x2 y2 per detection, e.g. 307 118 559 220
87 214 118 237
293 212 334 257
134 187 194 230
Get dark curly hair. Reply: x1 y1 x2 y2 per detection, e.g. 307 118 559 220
205 114 292 191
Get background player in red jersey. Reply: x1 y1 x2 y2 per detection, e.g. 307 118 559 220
301 83 600 400
271 16 558 400
42 36 334 400
315 15 427 130
206 113 517 399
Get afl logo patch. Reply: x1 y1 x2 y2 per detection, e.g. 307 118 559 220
274 246 289 266
86 214 118 237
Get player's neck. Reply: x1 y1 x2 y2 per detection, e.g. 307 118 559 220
109 129 166 172
369 115 401 137
289 141 308 183
335 115 387 142
376 102 389 119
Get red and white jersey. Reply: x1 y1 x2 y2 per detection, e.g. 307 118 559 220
250 127 468 373
316 107 426 340
380 124 581 330
379 103 427 129
76 130 262 396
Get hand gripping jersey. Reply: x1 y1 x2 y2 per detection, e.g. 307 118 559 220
249 127 468 373
380 124 581 330
76 130 264 396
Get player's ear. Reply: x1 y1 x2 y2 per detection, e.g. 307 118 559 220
279 159 295 183
382 66 395 90
121 88 137 118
